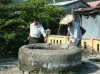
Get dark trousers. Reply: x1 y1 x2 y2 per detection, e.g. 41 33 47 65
29 37 40 44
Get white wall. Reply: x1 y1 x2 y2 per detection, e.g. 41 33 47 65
81 15 100 39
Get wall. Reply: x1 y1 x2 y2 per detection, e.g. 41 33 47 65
77 15 100 39
93 39 100 51
47 35 100 52
48 35 69 44
81 38 100 52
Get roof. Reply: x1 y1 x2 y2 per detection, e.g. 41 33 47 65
74 1 100 14
48 0 75 3
52 0 79 6
51 0 90 8
74 5 100 14
87 1 100 7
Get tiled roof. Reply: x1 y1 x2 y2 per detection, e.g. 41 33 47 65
75 5 100 11
87 1 100 7
74 1 100 12
81 5 100 11
74 5 100 14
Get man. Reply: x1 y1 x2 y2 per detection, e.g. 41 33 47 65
60 14 82 47
28 17 47 44
66 15 82 48
59 14 82 47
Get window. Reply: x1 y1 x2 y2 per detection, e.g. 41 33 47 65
53 40 55 43
56 40 58 44
84 42 87 49
97 44 99 51
60 40 62 44
51 39 52 43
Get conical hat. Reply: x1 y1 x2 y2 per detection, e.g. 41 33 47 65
59 14 74 25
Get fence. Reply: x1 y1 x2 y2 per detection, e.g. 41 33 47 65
47 35 100 52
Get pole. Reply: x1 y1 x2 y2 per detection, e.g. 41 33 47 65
58 25 61 35
53 0 56 5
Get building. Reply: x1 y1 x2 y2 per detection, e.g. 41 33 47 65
51 0 90 35
73 3 100 52
87 0 100 7
14 0 90 13
52 0 90 14
47 1 100 53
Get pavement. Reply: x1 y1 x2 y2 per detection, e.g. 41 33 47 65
80 52 100 74
0 56 19 74
0 52 100 74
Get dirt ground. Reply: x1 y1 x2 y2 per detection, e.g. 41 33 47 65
0 52 100 74
0 55 19 74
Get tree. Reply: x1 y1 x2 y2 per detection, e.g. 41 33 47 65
0 0 13 5
0 0 63 54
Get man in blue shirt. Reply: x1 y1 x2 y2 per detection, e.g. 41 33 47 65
67 21 82 48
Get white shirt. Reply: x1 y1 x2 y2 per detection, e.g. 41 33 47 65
68 21 82 41
30 23 46 38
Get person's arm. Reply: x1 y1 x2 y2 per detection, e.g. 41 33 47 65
67 27 70 41
28 24 31 40
28 35 31 40
40 26 47 43
72 38 77 46
67 31 70 41
72 27 78 46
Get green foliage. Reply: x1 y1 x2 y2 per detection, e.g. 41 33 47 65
0 0 63 54
0 0 13 5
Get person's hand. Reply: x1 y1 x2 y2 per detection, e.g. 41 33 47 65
67 36 70 41
44 37 47 43
68 45 74 48
58 33 61 35
27 37 30 40
68 43 75 48
72 42 75 46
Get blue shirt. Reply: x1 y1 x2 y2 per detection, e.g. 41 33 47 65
68 21 82 40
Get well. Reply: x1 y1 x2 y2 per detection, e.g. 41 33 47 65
18 43 82 74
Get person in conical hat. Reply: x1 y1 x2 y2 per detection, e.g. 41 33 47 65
59 14 74 25
63 14 82 48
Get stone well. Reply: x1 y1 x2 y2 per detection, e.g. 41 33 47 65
18 43 82 74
